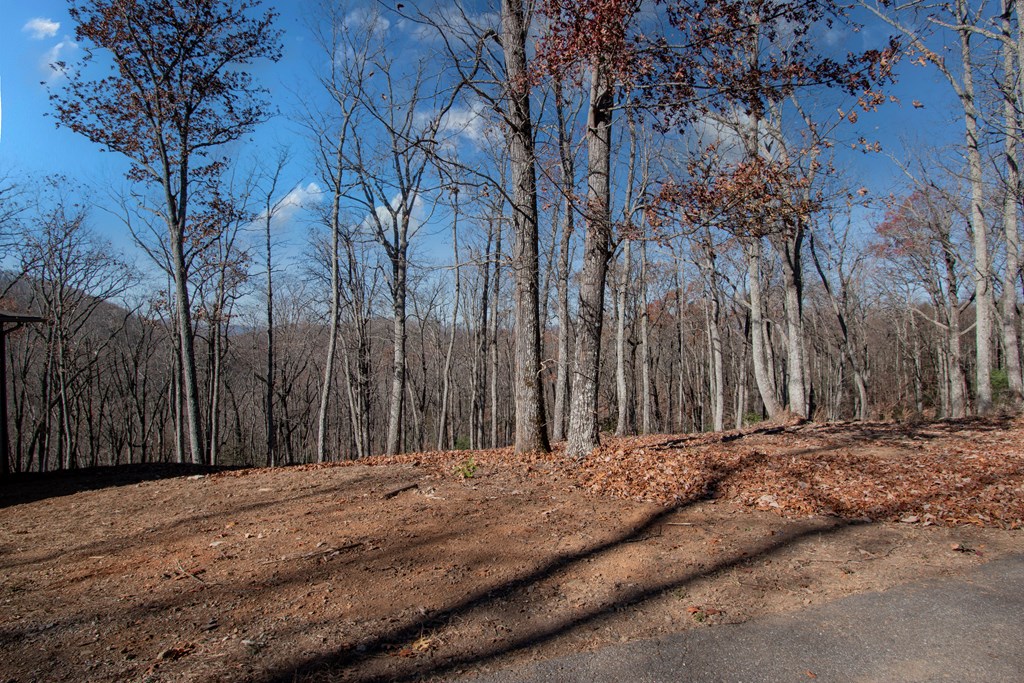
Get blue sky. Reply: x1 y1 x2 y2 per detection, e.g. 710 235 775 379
1 1 114 179
0 0 969 269
0 1 333 272
0 1 319 181
0 1 506 278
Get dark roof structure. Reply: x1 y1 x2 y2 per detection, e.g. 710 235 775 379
0 311 47 325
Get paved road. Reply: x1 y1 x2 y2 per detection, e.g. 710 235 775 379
466 554 1024 683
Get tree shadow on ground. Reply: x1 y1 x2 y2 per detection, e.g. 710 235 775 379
0 468 389 572
796 415 1017 443
245 451 858 683
652 415 1017 451
7 419 1012 682
0 462 244 509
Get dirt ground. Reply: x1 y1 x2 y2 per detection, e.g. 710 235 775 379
1 418 1022 683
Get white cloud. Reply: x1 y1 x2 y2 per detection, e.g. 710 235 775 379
438 103 489 144
416 100 495 150
344 7 390 35
410 4 498 43
691 113 747 163
282 182 323 210
265 182 323 227
41 38 79 83
769 17 802 48
690 110 784 165
23 18 60 40
823 27 845 48
363 192 429 239
331 8 391 65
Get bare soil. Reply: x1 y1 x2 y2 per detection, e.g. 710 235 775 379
2 418 1022 683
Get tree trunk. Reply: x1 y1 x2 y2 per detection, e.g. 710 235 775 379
501 0 550 454
171 345 184 465
1000 3 1024 402
943 244 969 418
957 3 994 413
472 223 493 450
265 205 276 467
615 240 633 436
209 316 222 466
697 236 726 432
808 233 869 421
552 79 575 442
316 186 342 463
707 277 725 432
351 240 373 459
735 312 750 428
676 255 687 431
639 239 652 434
947 311 968 418
490 220 502 448
566 63 613 460
386 255 407 455
437 213 462 451
747 238 785 419
780 229 808 418
169 226 204 464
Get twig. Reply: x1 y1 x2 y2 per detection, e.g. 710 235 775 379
624 533 661 544
261 541 364 565
175 560 207 585
721 425 788 442
800 558 857 564
299 541 363 558
665 522 696 526
381 483 419 500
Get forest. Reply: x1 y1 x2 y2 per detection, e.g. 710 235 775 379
1 0 1021 473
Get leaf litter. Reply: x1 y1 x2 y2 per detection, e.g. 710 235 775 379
350 416 1024 529
1 416 1021 683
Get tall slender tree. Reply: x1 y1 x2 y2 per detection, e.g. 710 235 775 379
863 0 994 412
502 0 552 454
541 0 640 459
51 0 281 464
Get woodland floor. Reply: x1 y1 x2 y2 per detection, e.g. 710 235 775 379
2 416 1023 682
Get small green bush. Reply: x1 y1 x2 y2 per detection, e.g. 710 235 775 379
453 456 477 479
992 367 1010 395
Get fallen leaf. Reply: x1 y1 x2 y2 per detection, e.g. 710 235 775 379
157 644 194 661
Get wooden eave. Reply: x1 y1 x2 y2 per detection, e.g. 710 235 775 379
0 311 46 325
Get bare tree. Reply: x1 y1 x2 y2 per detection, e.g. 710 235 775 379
52 0 281 464
13 183 135 470
565 61 615 459
348 55 450 455
876 187 972 418
303 1 379 462
809 212 872 420
255 152 294 467
551 78 579 442
864 0 995 413
500 0 552 454
437 190 463 450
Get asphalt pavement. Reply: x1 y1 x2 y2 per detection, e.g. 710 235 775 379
465 554 1024 683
